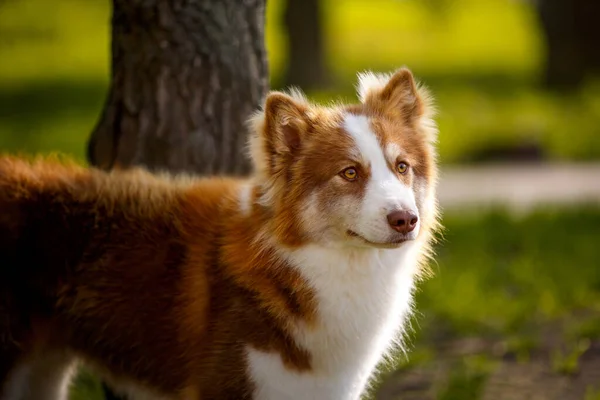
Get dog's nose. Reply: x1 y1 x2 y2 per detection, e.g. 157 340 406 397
387 210 418 233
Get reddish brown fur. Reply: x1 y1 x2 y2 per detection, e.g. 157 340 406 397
0 156 315 398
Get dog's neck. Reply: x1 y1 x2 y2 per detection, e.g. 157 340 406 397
282 242 419 359
245 240 419 399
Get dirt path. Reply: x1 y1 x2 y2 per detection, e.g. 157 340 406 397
438 163 600 212
375 337 600 400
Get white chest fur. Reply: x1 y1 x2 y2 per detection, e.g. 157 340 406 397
246 243 420 400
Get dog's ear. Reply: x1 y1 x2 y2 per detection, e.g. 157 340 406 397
263 92 308 157
379 68 424 123
357 68 429 125
248 91 310 179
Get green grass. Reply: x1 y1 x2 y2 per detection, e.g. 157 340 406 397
418 207 600 337
551 338 591 376
382 206 600 399
586 387 600 400
2 0 600 164
438 355 495 400
70 370 104 400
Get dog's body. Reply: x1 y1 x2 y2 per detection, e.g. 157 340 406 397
0 68 439 400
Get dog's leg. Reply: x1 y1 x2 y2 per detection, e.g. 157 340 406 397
1 351 77 400
0 345 21 400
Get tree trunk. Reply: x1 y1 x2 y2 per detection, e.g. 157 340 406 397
88 0 269 176
88 1 268 398
536 0 600 91
282 0 329 91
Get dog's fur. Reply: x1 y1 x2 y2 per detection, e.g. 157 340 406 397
0 68 439 400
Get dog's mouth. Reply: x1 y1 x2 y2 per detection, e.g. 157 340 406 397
346 230 410 248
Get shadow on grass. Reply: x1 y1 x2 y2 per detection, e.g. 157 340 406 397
0 78 107 132
0 79 108 158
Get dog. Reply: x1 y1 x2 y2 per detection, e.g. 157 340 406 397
0 67 439 400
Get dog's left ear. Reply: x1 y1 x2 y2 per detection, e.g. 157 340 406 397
263 92 308 157
357 68 429 125
248 91 310 179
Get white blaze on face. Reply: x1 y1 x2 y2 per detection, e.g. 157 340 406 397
342 113 419 243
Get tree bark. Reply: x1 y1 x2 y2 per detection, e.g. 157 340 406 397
282 0 329 90
88 0 269 176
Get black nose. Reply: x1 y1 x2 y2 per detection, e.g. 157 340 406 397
387 210 418 233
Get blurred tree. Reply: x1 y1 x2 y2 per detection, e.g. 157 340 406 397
87 0 269 176
536 0 600 90
281 0 329 90
87 0 268 398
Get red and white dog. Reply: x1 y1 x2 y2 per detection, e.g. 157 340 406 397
0 67 439 400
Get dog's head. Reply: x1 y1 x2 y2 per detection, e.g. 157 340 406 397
248 68 439 249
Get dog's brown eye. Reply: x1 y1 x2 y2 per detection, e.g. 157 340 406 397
396 162 409 174
341 167 358 181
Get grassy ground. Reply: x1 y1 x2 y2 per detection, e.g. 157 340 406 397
66 206 600 399
1 0 600 164
371 206 600 400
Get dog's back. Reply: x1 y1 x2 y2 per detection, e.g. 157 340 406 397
0 156 181 303
0 156 234 398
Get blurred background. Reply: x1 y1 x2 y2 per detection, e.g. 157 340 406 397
1 0 599 399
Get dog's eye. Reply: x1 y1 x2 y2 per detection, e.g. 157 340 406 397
396 162 409 174
341 167 358 181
